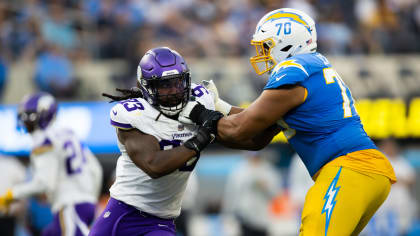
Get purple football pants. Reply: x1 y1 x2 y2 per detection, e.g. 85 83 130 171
42 202 96 236
89 198 176 236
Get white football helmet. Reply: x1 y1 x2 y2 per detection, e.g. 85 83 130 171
250 8 317 75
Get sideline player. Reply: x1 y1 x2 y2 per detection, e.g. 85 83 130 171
89 47 280 236
179 8 396 236
0 92 103 236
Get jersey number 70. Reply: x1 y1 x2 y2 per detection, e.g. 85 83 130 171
323 67 354 118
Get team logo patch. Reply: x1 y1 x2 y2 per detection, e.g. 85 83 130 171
273 59 308 76
321 167 342 236
103 211 111 218
178 124 184 131
172 132 193 140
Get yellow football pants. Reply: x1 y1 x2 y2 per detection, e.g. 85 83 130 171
299 165 391 236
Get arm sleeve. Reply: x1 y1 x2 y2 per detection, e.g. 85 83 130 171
12 148 59 199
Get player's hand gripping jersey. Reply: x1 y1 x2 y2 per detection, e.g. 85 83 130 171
265 53 396 181
12 125 102 212
109 83 214 219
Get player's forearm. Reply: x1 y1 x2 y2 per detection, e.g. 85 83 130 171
250 124 283 148
216 106 260 149
216 111 259 144
12 154 58 200
12 179 47 200
218 123 281 150
151 147 197 177
227 106 243 115
218 139 265 150
132 147 197 179
215 106 247 144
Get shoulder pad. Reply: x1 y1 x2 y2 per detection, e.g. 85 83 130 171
272 59 309 76
110 98 156 130
110 101 137 130
265 58 310 89
32 138 53 156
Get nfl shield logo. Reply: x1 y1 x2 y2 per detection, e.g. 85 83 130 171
178 124 184 131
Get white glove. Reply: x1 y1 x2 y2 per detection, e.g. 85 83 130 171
201 80 232 116
179 100 200 125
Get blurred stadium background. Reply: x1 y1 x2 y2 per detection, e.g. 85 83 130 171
0 0 420 235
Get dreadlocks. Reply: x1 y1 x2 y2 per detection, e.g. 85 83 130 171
102 87 143 102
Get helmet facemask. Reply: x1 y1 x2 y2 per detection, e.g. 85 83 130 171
140 71 191 116
250 38 277 75
17 93 58 133
17 110 39 133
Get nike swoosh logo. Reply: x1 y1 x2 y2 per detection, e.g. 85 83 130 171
112 110 117 115
158 224 168 228
276 74 287 81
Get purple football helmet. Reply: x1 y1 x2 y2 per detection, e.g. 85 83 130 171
18 92 58 132
137 47 191 116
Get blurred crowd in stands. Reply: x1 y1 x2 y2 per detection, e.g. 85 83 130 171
0 0 419 100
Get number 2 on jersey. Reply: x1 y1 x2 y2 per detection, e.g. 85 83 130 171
323 68 353 118
64 141 86 175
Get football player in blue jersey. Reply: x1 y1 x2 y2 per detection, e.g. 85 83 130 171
179 8 396 236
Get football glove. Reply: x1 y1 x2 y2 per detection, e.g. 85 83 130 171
184 125 215 156
201 80 232 115
178 100 198 125
0 189 13 213
179 101 224 134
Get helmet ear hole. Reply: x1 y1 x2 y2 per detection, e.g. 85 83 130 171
281 45 292 52
263 40 273 49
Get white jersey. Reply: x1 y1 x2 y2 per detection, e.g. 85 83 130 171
12 124 103 213
109 83 215 219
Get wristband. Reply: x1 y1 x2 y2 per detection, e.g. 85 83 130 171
215 99 232 116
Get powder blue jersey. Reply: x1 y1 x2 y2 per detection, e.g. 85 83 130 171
264 53 377 176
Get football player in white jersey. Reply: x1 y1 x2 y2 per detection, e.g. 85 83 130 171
89 47 280 236
0 92 103 236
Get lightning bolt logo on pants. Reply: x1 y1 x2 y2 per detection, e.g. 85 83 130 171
321 167 342 236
